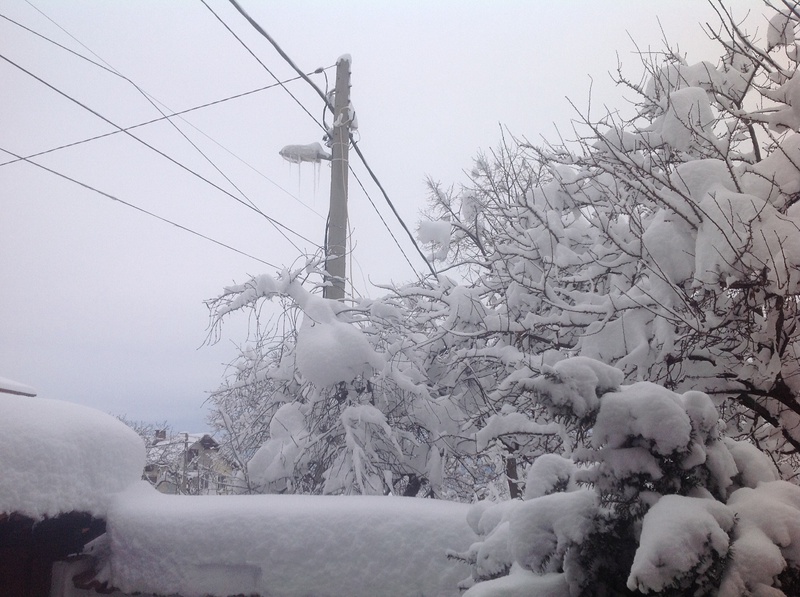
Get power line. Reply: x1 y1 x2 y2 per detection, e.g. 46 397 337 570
349 167 418 276
22 0 117 71
226 0 333 113
7 6 306 253
0 78 293 160
0 81 303 167
182 117 326 220
201 0 328 134
0 145 278 268
350 140 437 276
1 8 326 219
221 0 435 277
0 52 322 251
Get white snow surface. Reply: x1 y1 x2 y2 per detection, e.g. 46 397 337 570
524 454 577 500
464 567 569 597
509 489 597 574
0 394 144 519
720 481 800 597
534 356 625 418
695 189 800 292
476 412 560 452
592 381 692 455
295 316 383 389
628 495 735 593
654 86 716 152
417 219 452 246
101 483 473 597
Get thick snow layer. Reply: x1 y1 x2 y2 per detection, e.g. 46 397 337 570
475 412 560 452
295 316 383 388
464 566 568 597
0 395 144 519
720 481 800 597
509 489 596 574
417 219 452 246
657 86 716 152
628 495 734 593
723 437 780 488
524 454 577 500
534 356 624 418
247 402 308 491
592 382 692 455
101 483 473 597
695 188 800 292
768 10 795 50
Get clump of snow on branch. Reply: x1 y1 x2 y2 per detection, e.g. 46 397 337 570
417 219 452 261
628 495 735 593
295 309 383 388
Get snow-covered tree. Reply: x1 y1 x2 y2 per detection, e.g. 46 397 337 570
207 261 512 498
429 2 800 594
206 5 800 591
420 0 800 476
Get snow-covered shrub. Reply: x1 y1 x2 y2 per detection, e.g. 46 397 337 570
462 357 800 597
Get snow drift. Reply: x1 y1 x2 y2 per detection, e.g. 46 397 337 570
0 394 144 519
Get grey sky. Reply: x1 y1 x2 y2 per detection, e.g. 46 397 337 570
1 1 760 431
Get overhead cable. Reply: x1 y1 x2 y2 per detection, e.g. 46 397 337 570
350 140 436 276
1 145 278 268
7 6 301 250
3 8 323 222
348 167 419 277
201 0 327 133
0 52 321 251
226 0 333 113
221 0 436 277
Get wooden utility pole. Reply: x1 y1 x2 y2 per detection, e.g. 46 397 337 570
323 55 352 300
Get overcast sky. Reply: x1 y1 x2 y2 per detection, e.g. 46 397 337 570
1 0 761 431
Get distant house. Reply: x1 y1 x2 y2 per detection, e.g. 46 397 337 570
143 432 234 495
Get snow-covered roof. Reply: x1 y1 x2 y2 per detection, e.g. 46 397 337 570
0 375 37 397
0 394 145 519
96 483 473 597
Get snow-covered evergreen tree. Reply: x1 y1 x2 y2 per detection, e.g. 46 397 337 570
456 357 800 597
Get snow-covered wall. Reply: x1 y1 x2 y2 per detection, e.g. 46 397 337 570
100 483 473 597
0 395 145 519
